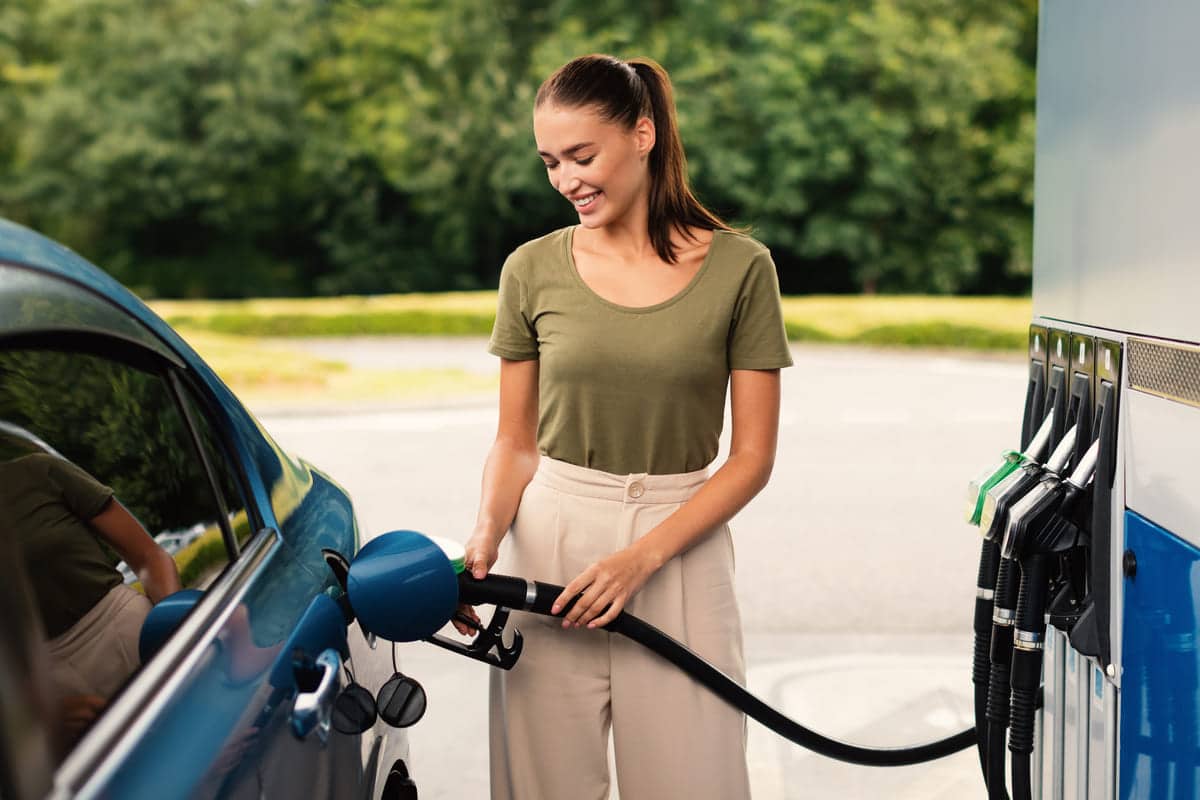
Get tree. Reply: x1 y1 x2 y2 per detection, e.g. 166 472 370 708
1 0 1037 296
0 349 212 533
687 0 1035 292
5 0 322 297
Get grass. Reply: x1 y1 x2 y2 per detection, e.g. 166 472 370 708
155 293 497 337
152 293 1033 351
779 296 1030 350
177 328 497 408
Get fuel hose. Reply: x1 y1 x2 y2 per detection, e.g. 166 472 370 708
458 573 977 767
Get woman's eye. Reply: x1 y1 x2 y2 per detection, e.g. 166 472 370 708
577 157 594 166
543 162 558 170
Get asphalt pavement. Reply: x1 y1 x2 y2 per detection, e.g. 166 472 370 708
259 339 1025 798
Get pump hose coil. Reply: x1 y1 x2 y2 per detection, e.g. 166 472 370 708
460 572 976 767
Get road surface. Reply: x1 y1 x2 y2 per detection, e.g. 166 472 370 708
260 341 1025 798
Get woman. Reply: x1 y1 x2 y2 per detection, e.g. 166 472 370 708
1 451 182 747
461 54 792 800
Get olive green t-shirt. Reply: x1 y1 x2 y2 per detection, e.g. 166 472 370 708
0 453 119 637
489 226 793 475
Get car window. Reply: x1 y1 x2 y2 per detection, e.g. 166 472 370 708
177 385 255 554
0 346 239 759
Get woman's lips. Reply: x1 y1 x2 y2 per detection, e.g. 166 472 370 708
573 191 601 214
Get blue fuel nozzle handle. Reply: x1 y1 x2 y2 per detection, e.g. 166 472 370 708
346 530 459 643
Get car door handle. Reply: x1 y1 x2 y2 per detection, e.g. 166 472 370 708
290 648 342 743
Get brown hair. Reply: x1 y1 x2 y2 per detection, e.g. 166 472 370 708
535 54 730 264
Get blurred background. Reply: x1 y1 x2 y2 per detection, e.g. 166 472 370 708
2 5 1042 795
0 0 1036 301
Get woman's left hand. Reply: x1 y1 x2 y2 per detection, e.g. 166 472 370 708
552 544 659 629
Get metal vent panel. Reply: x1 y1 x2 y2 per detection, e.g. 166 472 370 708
1128 338 1200 408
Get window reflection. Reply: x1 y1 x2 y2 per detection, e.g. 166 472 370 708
0 453 180 748
180 388 254 553
0 348 241 756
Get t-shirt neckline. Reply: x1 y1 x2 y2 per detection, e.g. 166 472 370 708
563 226 722 314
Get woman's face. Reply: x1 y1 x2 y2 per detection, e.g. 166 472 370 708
533 102 655 230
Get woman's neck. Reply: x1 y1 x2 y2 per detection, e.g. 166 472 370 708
576 186 657 261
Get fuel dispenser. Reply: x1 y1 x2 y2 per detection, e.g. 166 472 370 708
964 322 1125 800
962 10 1200 790
967 305 1200 799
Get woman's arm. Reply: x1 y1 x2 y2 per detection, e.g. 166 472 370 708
464 357 541 577
455 358 540 635
553 367 782 628
89 499 182 603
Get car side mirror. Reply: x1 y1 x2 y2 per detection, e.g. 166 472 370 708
138 589 205 662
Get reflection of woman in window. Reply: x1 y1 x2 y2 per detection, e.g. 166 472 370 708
0 453 181 717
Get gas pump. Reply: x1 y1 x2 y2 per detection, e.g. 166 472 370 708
958 2 1200 795
963 327 1122 800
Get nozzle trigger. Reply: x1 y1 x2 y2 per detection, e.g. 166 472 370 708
425 606 524 670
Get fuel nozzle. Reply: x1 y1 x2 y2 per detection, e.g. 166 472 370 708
966 411 1058 791
981 422 1079 798
965 410 1056 526
979 421 1079 542
1004 438 1100 800
1002 437 1099 562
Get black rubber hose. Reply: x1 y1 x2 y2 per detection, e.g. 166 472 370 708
987 716 1009 799
459 572 977 767
974 539 1003 789
987 557 1019 800
1011 753 1033 800
1010 555 1051 800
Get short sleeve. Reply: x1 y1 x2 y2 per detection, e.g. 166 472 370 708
488 253 539 360
728 250 794 370
46 456 114 519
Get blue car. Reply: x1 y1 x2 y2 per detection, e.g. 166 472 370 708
0 219 417 799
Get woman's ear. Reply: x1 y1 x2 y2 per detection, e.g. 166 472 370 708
634 116 656 159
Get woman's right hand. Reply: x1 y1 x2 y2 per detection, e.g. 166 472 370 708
464 527 500 579
454 528 501 636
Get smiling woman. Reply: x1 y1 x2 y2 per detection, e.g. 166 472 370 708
533 56 730 268
459 54 793 800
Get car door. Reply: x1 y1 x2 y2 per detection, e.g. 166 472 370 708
0 262 376 798
0 532 58 800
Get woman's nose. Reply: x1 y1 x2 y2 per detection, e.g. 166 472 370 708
556 164 581 195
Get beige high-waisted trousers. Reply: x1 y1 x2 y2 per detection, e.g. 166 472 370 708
489 456 751 800
47 583 151 700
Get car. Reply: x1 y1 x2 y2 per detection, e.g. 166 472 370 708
0 217 418 800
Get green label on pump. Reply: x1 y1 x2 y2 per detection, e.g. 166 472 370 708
966 450 1023 526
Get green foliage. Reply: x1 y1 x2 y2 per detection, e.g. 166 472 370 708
0 350 218 532
0 0 1037 296
688 0 1036 293
3 0 326 295
174 528 228 587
